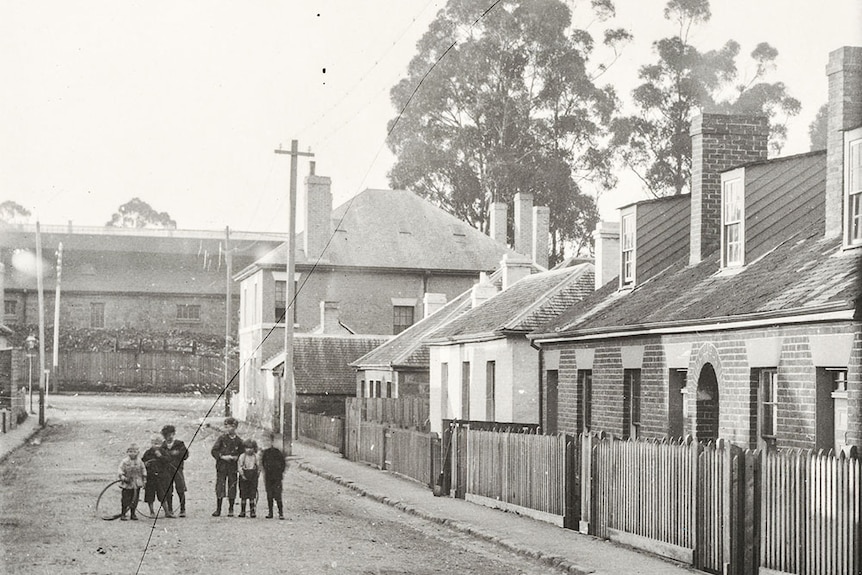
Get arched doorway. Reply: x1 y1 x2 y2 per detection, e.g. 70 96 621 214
695 363 719 441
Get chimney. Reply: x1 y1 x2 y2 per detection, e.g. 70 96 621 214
825 46 862 238
423 292 447 318
689 114 769 264
319 301 340 334
471 273 498 308
489 201 508 245
500 253 532 290
304 167 332 261
592 221 620 290
532 205 550 269
514 192 533 256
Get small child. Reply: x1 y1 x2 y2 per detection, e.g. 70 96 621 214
260 433 287 519
118 443 147 521
237 439 259 518
141 435 167 516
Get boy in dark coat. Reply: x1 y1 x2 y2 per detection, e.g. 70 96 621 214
161 424 189 517
210 416 243 517
141 435 170 517
260 433 287 519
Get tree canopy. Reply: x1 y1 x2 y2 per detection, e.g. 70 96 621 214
808 103 828 151
386 0 630 263
0 201 31 224
611 0 800 197
107 198 177 229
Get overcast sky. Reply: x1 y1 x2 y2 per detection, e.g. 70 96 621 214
1 0 860 234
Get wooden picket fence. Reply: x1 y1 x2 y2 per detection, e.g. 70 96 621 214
346 397 429 431
385 427 433 485
297 411 344 453
465 429 568 525
759 447 861 575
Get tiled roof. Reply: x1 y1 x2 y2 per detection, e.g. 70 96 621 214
268 334 390 395
248 188 518 273
430 264 594 341
534 223 860 338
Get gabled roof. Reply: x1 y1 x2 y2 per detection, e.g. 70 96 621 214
238 188 518 278
264 334 390 395
429 263 595 343
533 223 860 340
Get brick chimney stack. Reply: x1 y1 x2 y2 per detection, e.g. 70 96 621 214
514 192 533 257
592 221 620 290
304 166 332 261
532 206 550 269
825 46 862 238
319 301 340 334
500 253 532 291
689 114 769 265
471 273 498 308
489 201 508 245
423 292 447 318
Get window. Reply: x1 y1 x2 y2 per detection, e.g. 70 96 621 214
578 370 593 432
760 369 778 440
847 134 862 245
386 380 393 398
461 361 471 420
623 369 641 439
668 369 687 439
4 300 16 317
723 178 744 266
393 305 414 335
275 280 286 323
176 304 201 322
485 361 496 421
621 213 635 287
360 380 366 398
90 303 105 329
546 370 559 434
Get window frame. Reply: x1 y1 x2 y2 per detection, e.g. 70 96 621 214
845 128 862 247
623 368 641 439
4 299 16 317
485 361 496 422
176 303 201 322
577 369 593 432
722 174 745 267
620 211 636 288
759 368 778 441
90 302 105 329
392 305 415 335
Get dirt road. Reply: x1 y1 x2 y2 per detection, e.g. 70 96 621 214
0 395 564 574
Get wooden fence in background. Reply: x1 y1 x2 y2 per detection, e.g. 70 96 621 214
465 429 568 525
346 397 429 431
297 412 344 453
385 427 433 485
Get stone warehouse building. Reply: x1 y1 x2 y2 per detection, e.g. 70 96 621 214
530 46 862 453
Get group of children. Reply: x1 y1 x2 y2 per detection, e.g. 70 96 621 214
117 417 287 522
117 424 189 521
210 417 287 519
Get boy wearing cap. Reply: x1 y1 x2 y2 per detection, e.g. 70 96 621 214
210 417 243 517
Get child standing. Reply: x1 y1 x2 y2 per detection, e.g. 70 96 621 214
210 417 243 517
237 439 259 518
141 436 169 517
161 424 189 517
260 433 287 519
118 444 147 521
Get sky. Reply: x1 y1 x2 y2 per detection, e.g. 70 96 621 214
1 0 860 235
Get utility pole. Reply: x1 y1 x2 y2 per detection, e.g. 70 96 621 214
35 222 46 427
224 226 232 417
274 140 313 456
52 242 63 395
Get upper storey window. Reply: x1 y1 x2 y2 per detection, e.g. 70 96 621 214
722 178 744 267
621 212 635 288
847 130 862 246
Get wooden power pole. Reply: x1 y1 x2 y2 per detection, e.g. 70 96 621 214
274 140 313 455
224 226 232 417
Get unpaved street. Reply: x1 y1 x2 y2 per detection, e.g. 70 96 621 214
0 395 563 574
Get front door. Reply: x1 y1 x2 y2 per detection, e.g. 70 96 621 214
833 391 849 453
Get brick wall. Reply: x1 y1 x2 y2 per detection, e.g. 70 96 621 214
544 321 861 450
825 46 862 237
689 114 769 264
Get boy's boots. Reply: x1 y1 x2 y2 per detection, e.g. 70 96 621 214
238 501 247 518
277 499 284 520
212 498 223 517
249 502 256 518
266 499 274 519
227 499 235 517
179 493 186 517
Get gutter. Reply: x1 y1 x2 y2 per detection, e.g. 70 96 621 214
530 303 856 344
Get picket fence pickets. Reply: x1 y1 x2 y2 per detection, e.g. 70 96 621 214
760 447 860 575
385 428 432 485
466 430 566 518
346 397 430 432
296 412 344 452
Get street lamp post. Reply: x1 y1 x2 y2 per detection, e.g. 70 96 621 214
24 334 37 414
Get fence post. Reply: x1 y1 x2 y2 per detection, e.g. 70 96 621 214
741 449 759 575
579 432 593 534
564 433 579 530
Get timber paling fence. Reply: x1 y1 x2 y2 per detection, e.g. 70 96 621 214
345 397 430 432
296 411 344 453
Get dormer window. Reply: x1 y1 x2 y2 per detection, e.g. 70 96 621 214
722 177 744 267
846 128 862 246
620 212 635 287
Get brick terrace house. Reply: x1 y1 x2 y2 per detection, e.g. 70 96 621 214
425 259 594 434
529 46 862 453
233 170 549 424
